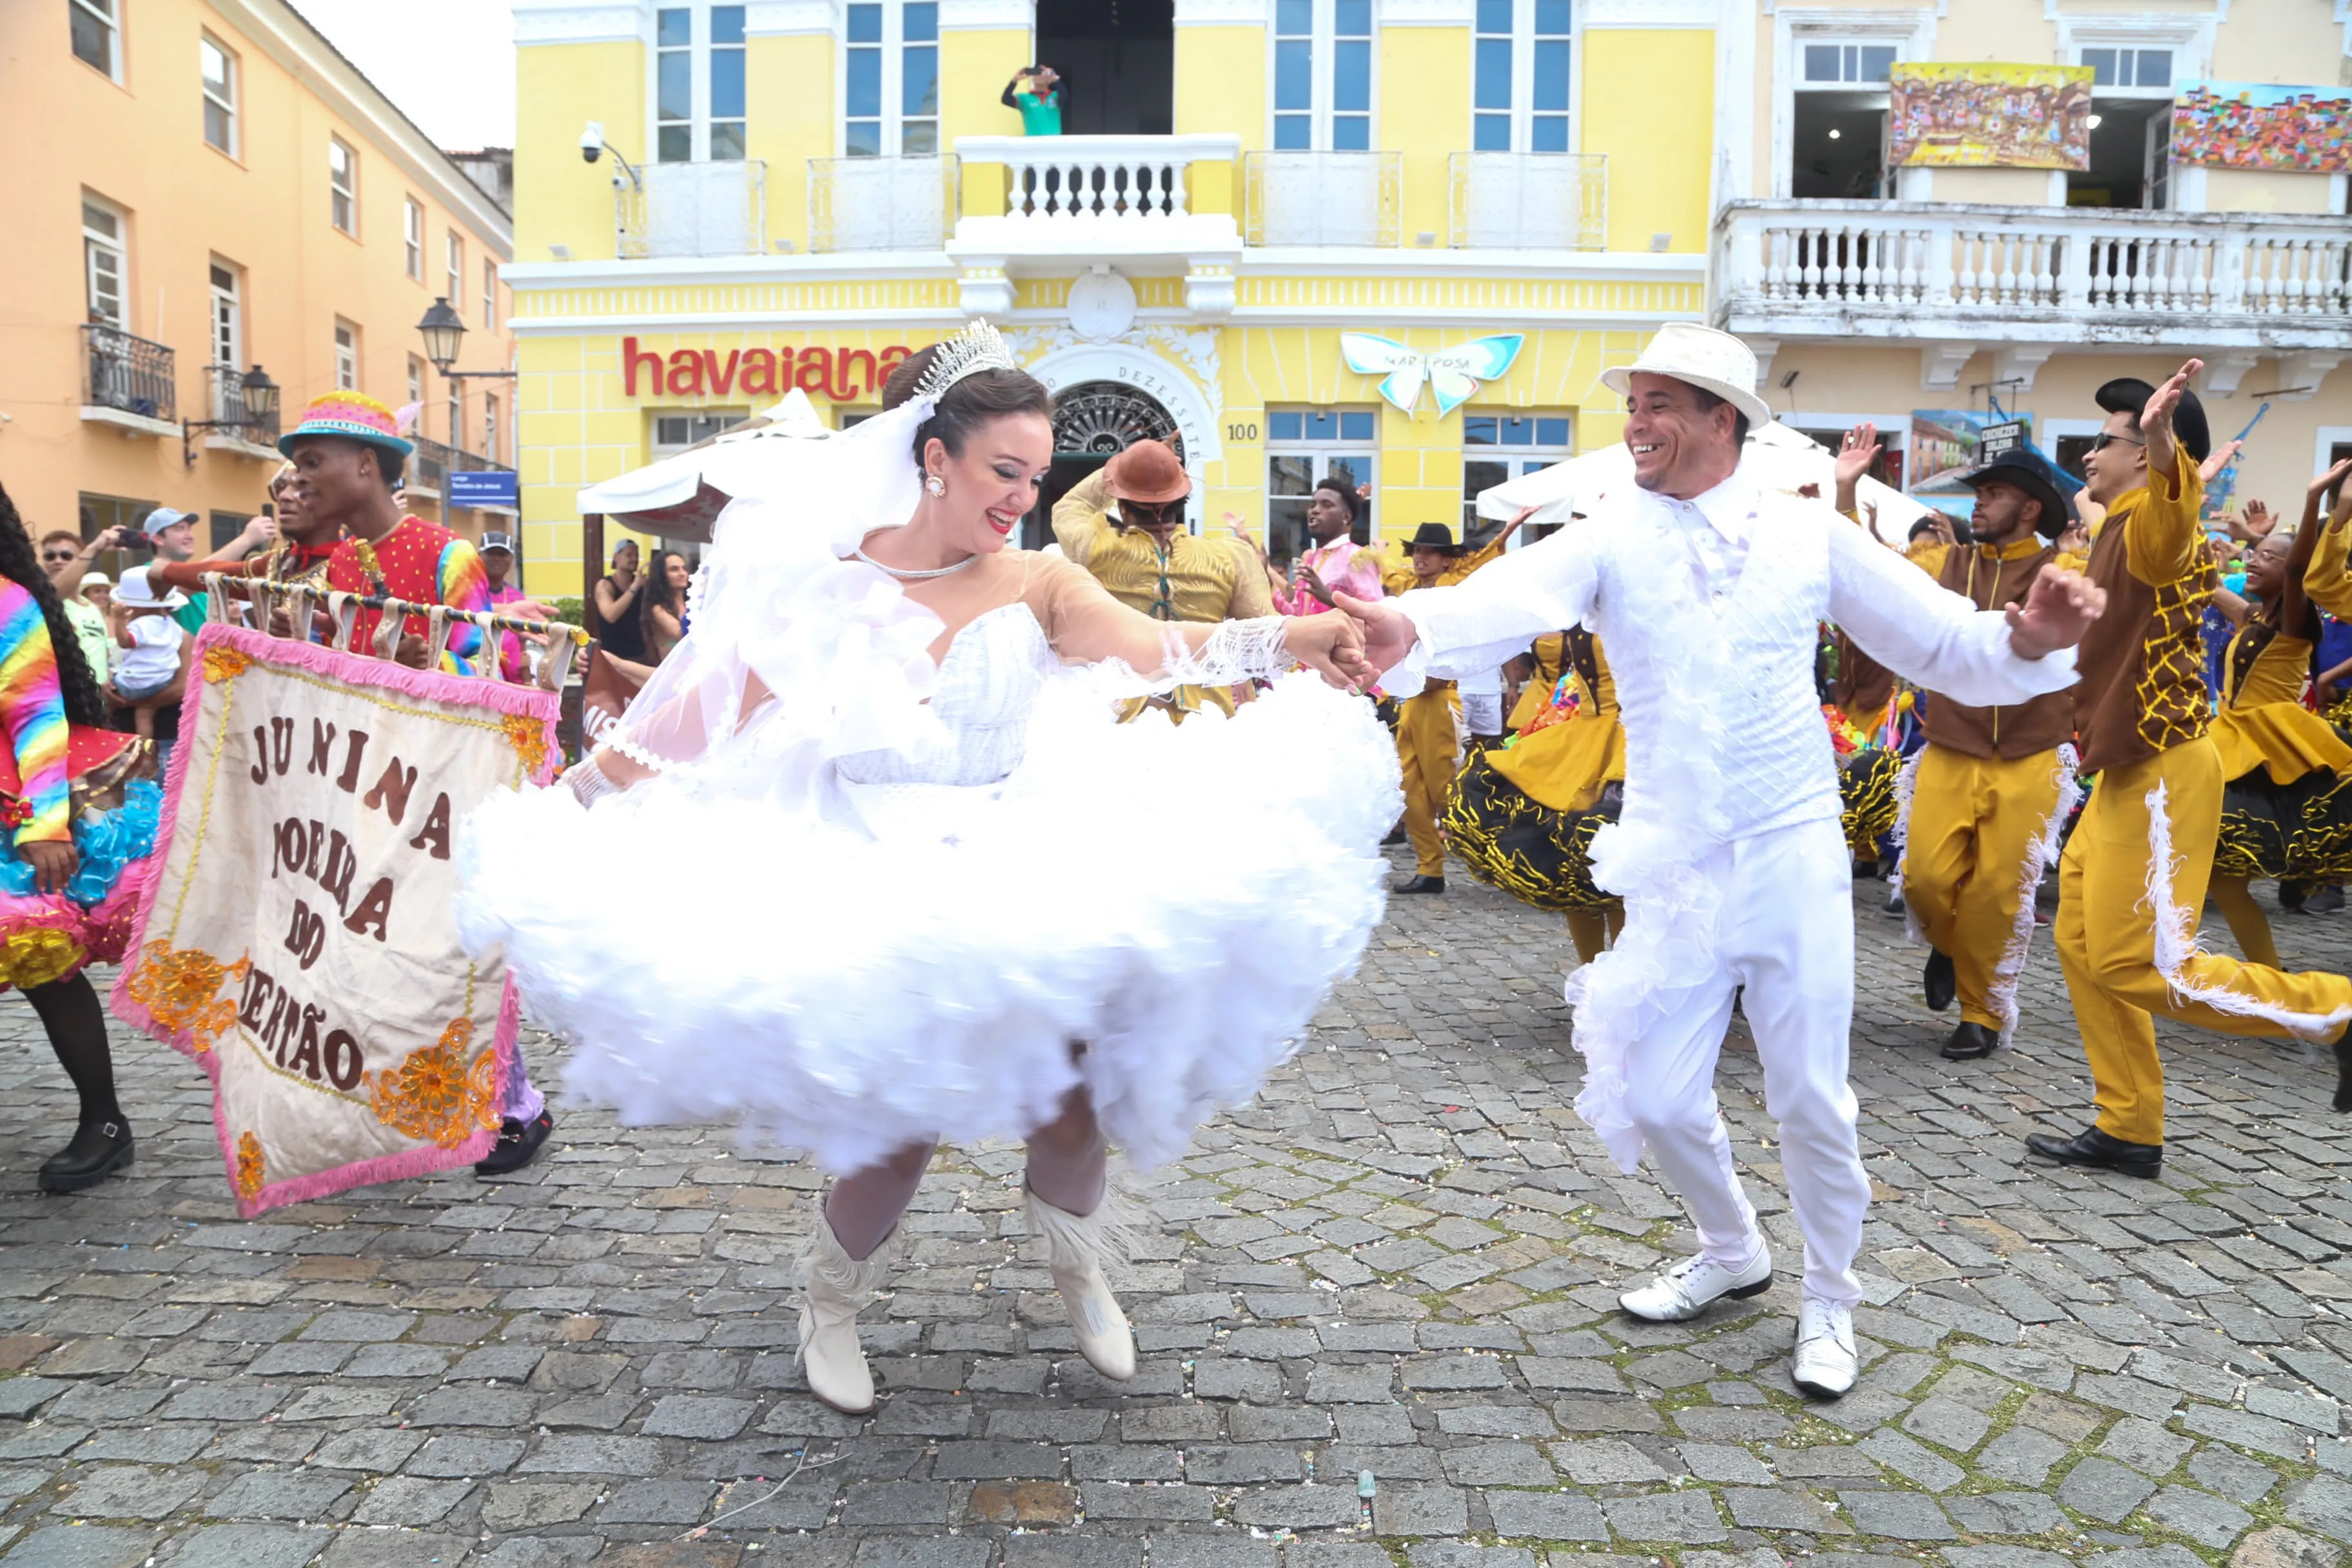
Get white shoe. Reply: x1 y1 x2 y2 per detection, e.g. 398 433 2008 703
1792 1295 1857 1399
1618 1243 1773 1322
1026 1184 1137 1382
796 1212 889 1415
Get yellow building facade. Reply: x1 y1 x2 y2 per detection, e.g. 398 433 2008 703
0 0 516 559
508 0 1713 591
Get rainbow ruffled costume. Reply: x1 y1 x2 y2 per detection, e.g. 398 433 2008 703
0 582 160 989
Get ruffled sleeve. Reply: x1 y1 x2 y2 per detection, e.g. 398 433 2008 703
0 583 72 845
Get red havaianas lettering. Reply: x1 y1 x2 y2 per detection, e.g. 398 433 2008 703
701 349 742 396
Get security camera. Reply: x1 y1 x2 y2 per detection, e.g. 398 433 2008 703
580 122 605 164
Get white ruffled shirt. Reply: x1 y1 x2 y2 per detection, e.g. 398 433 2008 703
1385 470 2079 847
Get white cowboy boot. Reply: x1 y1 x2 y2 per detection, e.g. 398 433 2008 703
1026 1184 1138 1382
797 1212 891 1415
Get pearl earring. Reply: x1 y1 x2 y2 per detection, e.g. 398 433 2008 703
925 474 946 497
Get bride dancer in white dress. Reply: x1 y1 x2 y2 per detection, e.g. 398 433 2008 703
460 324 1398 1413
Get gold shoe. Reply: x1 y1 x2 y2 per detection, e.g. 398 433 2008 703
796 1211 891 1414
1026 1183 1139 1383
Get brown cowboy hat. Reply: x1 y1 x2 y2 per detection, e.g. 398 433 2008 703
1103 440 1191 505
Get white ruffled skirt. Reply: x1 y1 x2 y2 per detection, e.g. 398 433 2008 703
457 674 1399 1174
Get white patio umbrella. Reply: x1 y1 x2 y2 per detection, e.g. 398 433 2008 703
575 387 832 542
1473 420 1939 540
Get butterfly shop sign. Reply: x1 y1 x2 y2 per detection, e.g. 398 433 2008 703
1339 333 1526 417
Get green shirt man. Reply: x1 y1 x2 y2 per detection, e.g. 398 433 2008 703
1002 65 1063 135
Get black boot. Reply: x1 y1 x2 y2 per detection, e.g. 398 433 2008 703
1942 1021 1997 1061
1393 874 1446 895
39 1119 135 1194
1923 951 1957 1013
1381 826 1408 847
476 1110 554 1177
2335 1032 2352 1113
2023 1125 2162 1177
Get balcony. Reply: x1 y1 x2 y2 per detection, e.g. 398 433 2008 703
949 134 1243 293
808 154 958 253
199 364 282 460
81 324 176 436
407 436 515 507
619 160 767 259
1244 151 1402 248
1714 200 2352 387
1449 152 1605 251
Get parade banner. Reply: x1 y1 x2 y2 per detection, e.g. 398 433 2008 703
1908 411 2036 491
1888 63 2093 170
112 620 561 1215
2172 81 2352 173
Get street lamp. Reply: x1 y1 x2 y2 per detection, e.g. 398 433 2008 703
417 297 467 374
181 362 280 467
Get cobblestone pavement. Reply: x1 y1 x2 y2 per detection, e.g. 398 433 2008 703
5 851 2352 1568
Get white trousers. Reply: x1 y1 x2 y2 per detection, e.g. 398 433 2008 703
1620 815 1868 1306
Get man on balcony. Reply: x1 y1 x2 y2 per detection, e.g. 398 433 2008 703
2028 365 2352 1179
1053 439 1271 720
1001 65 1064 137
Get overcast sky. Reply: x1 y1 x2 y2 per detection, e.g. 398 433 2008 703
291 0 517 151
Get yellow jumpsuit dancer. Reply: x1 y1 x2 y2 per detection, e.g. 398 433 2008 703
1447 629 1628 961
1053 440 1273 720
1886 446 2085 1063
1386 523 1505 895
2206 459 2352 972
2026 364 2352 1179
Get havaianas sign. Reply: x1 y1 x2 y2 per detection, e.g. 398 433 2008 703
621 338 918 402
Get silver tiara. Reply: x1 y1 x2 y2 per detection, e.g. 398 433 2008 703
911 320 1022 403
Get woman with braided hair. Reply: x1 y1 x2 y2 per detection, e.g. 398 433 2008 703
0 481 164 1191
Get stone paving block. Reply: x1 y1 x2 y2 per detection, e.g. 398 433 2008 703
2058 1458 2159 1525
640 1396 751 1440
0 1382 71 1421
73 1427 211 1465
405 1436 525 1478
1230 1484 1359 1529
836 1482 952 1527
2285 1476 2352 1541
1437 1443 1555 1487
1553 1440 1669 1485
849 1543 988 1568
1859 1429 1965 1492
2190 1446 2280 1504
1371 1485 1469 1536
1406 1547 1535 1568
1839 1491 1956 1542
202 1473 353 1522
1942 1551 2073 1568
1943 1491 2068 1535
1193 1360 1283 1402
1484 1489 1609 1541
477 1484 600 1533
1141 1539 1272 1568
1902 1396 1991 1455
54 1467 204 1521
2144 1483 2255 1548
315 1533 472 1568
1676 1444 1774 1485
1603 1491 1729 1544
350 1478 476 1527
1304 1367 1393 1404
0 1527 159 1568
1722 1487 1846 1533
306 1432 427 1474
1119 1406 1222 1442
1075 1484 1214 1522
930 1442 1062 1480
1549 1398 1661 1435
2097 1417 2195 1478
2230 1527 2342 1568
516 1436 663 1476
1400 1356 1505 1391
598 1480 715 1525
1284 1546 1389 1568
997 1540 1141 1568
164 1524 328 1568
2185 1405 2309 1463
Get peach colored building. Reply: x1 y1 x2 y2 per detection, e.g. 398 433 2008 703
0 0 516 564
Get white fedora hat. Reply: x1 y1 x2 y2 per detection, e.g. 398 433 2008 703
1600 324 1772 431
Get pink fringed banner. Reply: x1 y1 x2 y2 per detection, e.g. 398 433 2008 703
111 622 562 1216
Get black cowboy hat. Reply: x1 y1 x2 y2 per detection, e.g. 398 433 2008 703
1407 522 1465 554
2095 375 2211 465
1957 447 2078 540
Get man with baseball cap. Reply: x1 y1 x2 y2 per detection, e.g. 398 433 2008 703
1333 323 2105 1398
1054 438 1272 718
1872 440 2086 1063
2026 363 2352 1179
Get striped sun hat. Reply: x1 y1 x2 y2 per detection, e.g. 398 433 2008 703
278 391 415 459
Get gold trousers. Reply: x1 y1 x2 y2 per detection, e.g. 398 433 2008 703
2055 735 2352 1144
1396 687 1463 877
1566 905 1625 965
1901 745 2067 1032
2208 876 2282 970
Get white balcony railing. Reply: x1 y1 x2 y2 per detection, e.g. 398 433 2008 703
1244 150 1402 247
808 154 958 253
618 160 767 259
1449 152 1605 251
957 133 1238 225
1714 199 2352 344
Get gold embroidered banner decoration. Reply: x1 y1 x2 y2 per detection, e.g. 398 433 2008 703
113 623 561 1216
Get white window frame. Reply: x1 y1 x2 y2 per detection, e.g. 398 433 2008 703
484 393 500 466
1269 0 1377 154
1263 405 1380 565
407 355 427 410
82 195 126 329
1770 8 1935 201
652 410 749 458
208 260 242 369
481 257 498 330
446 231 464 309
838 1 939 159
1471 0 1575 155
329 137 358 235
201 33 239 157
653 2 751 162
334 319 360 391
70 0 119 81
2057 16 2215 213
1461 411 1575 542
403 198 424 280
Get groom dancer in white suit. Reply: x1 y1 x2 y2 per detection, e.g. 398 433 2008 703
1334 325 2106 1397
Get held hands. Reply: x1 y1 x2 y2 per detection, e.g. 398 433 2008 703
21 840 79 897
1280 612 1367 689
1331 591 1417 689
2004 566 2108 661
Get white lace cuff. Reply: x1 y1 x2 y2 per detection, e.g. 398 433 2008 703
567 757 622 808
1160 617 1293 686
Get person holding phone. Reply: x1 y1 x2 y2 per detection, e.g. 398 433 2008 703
1002 64 1064 136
